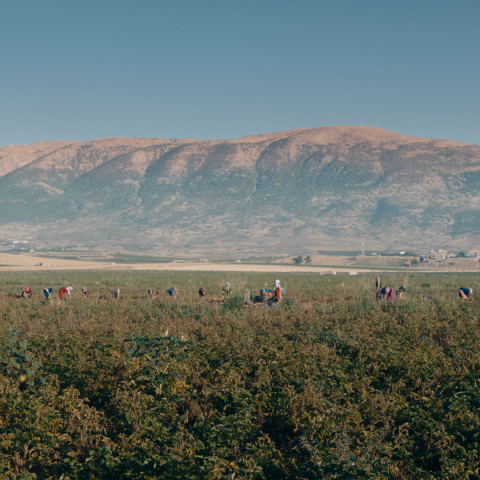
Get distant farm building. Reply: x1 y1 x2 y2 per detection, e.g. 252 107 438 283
428 249 447 260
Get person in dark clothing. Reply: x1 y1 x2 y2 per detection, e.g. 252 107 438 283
167 287 179 299
375 276 382 300
459 287 473 300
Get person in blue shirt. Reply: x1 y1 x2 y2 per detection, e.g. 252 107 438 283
44 288 53 300
167 287 179 299
459 287 473 300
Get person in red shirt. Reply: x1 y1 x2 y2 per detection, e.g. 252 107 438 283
82 287 89 298
59 286 72 300
269 279 283 306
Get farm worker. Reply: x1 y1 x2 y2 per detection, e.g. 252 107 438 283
44 288 53 300
397 285 406 300
199 288 206 298
112 289 120 299
382 286 395 303
148 289 158 300
59 286 71 300
222 282 231 301
274 279 285 296
167 287 179 298
260 288 271 303
82 287 89 298
21 287 32 298
375 276 382 299
269 280 283 306
459 287 473 300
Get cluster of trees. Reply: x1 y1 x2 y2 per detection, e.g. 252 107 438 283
293 255 312 265
292 251 471 264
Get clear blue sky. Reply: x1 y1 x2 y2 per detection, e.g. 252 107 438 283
1 0 479 146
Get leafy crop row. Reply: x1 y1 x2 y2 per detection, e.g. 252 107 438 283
0 271 479 479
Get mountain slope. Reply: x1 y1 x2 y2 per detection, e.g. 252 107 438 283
0 127 479 256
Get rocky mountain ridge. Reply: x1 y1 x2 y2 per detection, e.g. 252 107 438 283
1 126 479 257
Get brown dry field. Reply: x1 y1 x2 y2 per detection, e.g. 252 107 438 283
0 252 477 273
0 253 365 273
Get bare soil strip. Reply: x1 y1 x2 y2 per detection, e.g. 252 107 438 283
0 253 377 273
0 253 472 273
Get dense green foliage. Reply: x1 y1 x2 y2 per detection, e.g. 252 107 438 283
0 270 479 479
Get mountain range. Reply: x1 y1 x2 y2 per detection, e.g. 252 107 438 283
1 126 479 257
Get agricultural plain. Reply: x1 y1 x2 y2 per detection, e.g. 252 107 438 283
1 270 479 479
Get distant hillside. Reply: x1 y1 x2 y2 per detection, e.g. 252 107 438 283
1 126 479 257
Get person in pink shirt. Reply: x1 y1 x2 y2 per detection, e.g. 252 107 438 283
382 286 395 303
21 287 33 299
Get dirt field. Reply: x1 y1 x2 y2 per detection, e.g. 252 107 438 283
0 252 476 273
0 253 374 273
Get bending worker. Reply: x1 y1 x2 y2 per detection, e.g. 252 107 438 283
59 286 72 300
381 286 395 303
397 285 406 301
21 287 33 299
459 287 473 300
148 289 158 300
167 287 179 299
222 283 231 301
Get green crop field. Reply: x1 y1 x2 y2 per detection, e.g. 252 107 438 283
0 270 479 479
